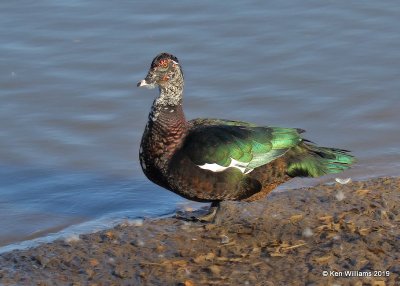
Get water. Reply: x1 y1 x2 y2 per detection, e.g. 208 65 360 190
1 1 399 250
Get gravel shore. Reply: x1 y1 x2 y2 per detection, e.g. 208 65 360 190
0 177 399 286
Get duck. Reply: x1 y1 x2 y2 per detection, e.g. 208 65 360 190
137 52 355 221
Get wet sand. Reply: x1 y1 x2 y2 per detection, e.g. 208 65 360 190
0 177 399 286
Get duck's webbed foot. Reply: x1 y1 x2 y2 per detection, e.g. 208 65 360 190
175 201 220 223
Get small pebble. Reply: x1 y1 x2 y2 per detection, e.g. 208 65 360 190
335 190 345 201
130 239 145 247
183 280 195 286
64 234 80 243
89 258 99 267
205 252 215 260
208 265 221 275
104 231 116 239
122 218 144 227
221 235 229 244
302 227 314 238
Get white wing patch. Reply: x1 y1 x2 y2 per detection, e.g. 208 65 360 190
197 158 254 174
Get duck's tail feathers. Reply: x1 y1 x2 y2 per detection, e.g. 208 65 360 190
287 141 356 178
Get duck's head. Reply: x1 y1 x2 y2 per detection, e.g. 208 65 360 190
137 53 184 90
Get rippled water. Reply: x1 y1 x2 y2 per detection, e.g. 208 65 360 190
1 1 399 249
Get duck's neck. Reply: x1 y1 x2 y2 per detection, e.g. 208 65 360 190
148 83 187 141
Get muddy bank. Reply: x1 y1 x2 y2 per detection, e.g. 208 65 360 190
0 177 399 286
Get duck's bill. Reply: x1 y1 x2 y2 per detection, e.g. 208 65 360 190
137 79 156 89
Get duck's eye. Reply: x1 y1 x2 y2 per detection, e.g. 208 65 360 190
158 59 169 68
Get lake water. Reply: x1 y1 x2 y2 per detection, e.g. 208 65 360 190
1 1 399 251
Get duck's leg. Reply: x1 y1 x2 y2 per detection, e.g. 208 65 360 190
197 201 220 223
175 201 220 223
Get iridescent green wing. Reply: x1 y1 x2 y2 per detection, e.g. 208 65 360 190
183 122 302 172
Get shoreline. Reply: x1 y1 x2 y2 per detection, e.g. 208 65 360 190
0 177 399 285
